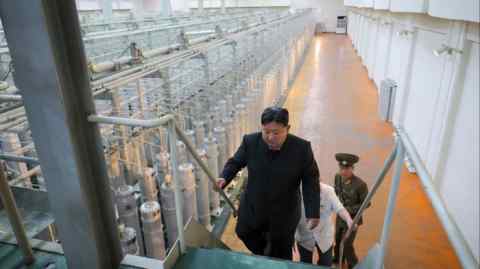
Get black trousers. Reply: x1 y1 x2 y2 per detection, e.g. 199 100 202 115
236 225 294 260
333 226 358 269
298 243 333 266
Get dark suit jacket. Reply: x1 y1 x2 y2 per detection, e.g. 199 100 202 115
220 133 320 237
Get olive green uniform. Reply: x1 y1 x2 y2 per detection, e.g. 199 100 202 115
333 173 369 269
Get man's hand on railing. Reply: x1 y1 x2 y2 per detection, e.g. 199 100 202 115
307 218 320 230
346 218 357 231
216 178 227 190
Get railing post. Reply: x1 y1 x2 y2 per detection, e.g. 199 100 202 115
0 164 35 265
376 140 405 268
168 119 186 254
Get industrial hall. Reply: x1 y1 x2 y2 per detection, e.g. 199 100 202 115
0 0 478 268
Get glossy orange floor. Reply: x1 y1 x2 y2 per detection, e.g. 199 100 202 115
221 34 461 268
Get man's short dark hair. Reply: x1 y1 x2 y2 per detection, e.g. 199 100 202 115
261 107 289 126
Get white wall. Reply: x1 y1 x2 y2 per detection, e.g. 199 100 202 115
348 8 480 264
291 0 347 32
77 0 133 10
438 39 479 264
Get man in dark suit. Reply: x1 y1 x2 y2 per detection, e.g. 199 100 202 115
217 107 321 260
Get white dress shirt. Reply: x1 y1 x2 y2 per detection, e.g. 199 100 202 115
295 183 345 253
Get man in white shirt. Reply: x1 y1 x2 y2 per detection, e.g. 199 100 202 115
295 182 353 266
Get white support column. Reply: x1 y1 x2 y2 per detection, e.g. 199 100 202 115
220 0 226 13
198 0 204 13
132 0 145 19
101 0 113 20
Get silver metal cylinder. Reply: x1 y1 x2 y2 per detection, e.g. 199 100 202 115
218 99 228 119
193 121 206 149
178 163 198 223
240 96 253 134
119 225 139 255
235 103 247 138
250 89 262 126
176 141 188 164
184 129 196 163
140 201 166 259
140 167 158 202
248 90 261 132
155 151 169 187
116 184 144 255
204 136 220 215
213 126 227 174
157 127 169 152
160 180 177 249
232 110 242 149
194 149 211 228
225 94 234 117
208 106 220 134
222 117 235 159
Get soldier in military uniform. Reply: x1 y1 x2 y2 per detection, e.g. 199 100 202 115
332 153 369 269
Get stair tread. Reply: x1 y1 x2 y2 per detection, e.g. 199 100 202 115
173 247 330 269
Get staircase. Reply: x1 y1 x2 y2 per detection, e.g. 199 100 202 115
166 219 330 269
173 248 329 269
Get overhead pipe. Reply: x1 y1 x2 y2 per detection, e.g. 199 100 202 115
89 11 304 82
0 154 40 165
0 94 22 102
9 166 41 185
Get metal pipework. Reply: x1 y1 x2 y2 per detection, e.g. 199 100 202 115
0 164 35 265
140 201 166 259
396 128 479 269
0 94 22 102
140 167 159 202
0 154 39 165
204 135 220 216
9 166 41 186
178 162 198 222
116 184 145 255
184 129 196 163
213 126 227 174
119 225 139 255
235 103 247 137
174 124 238 217
89 43 181 73
194 148 211 228
222 117 235 159
175 141 188 164
167 119 186 253
88 113 238 215
159 179 177 249
154 151 169 187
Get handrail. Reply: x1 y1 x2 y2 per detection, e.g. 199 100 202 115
88 113 238 254
340 128 479 269
339 143 398 266
0 162 35 264
397 127 478 269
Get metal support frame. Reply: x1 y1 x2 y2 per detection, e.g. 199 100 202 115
0 1 122 268
339 127 478 269
0 154 40 165
0 164 35 265
167 119 186 253
88 114 239 255
397 128 478 269
376 140 404 268
338 142 398 266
